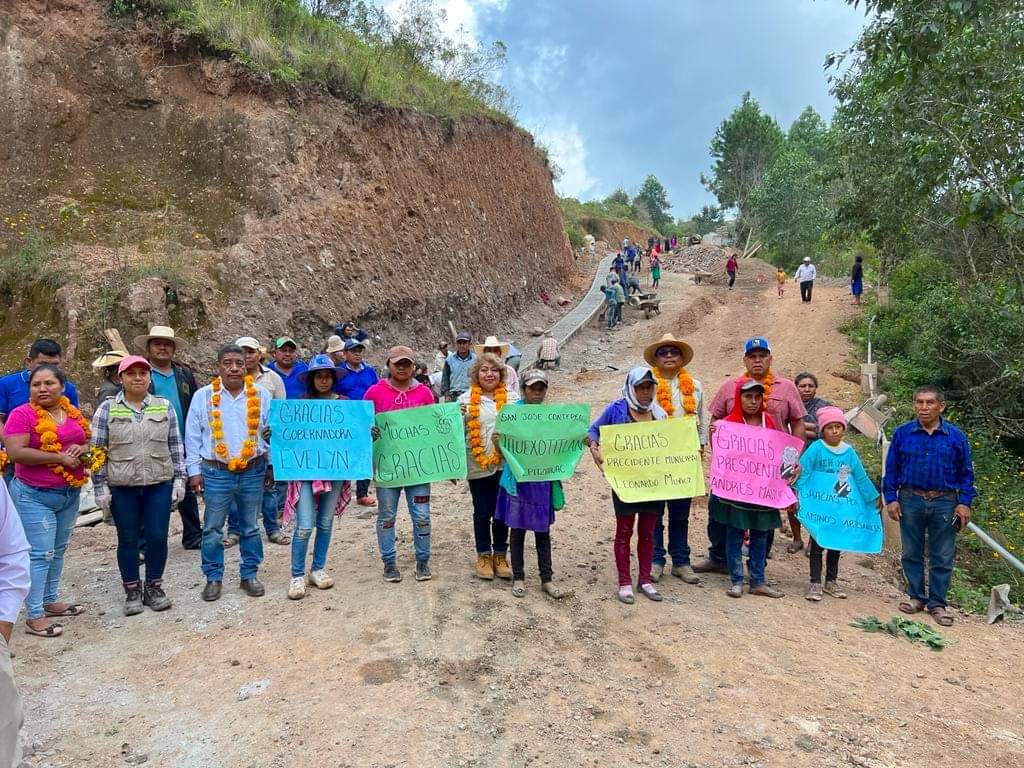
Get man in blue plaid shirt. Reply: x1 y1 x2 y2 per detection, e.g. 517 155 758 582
884 384 976 627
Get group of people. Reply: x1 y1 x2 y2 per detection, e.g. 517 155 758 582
0 319 976 635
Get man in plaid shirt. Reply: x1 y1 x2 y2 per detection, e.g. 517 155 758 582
884 384 976 627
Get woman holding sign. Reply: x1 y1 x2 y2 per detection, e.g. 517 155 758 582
458 354 511 581
284 355 353 600
709 380 790 599
587 367 667 604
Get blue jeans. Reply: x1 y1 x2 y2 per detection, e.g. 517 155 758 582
200 462 265 581
376 484 431 565
9 479 80 620
899 492 957 609
356 479 371 499
227 480 283 537
652 498 692 567
707 516 728 565
110 482 172 585
726 525 769 587
290 481 342 577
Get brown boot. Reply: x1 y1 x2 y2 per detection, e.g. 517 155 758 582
475 554 495 580
492 553 513 580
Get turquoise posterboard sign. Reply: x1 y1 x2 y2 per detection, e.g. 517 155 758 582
269 400 374 481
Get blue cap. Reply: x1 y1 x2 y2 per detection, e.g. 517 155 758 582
744 337 771 354
343 338 365 351
298 354 345 385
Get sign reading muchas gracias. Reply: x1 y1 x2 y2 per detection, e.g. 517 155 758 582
497 403 590 482
709 420 803 508
269 400 374 481
599 417 705 502
373 403 467 488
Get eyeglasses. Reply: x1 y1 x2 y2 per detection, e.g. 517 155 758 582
655 347 682 358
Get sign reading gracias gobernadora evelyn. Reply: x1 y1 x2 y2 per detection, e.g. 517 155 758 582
372 403 468 488
497 403 590 482
268 400 375 481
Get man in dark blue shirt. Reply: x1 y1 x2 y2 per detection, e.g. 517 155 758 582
335 339 379 507
0 338 79 426
883 384 976 626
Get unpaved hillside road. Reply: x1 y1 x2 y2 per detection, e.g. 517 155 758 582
14 274 1024 768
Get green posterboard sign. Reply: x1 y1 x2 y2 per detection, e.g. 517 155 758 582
372 403 467 488
497 403 590 482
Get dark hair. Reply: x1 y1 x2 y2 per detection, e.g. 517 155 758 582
794 372 818 387
306 368 339 396
28 338 62 360
217 343 244 362
913 384 945 402
29 363 66 387
855 255 863 263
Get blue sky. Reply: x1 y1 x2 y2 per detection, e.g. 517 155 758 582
401 0 869 219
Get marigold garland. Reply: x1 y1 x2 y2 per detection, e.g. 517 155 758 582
653 368 697 417
30 396 98 487
739 369 774 411
0 450 9 474
211 375 260 472
467 384 507 470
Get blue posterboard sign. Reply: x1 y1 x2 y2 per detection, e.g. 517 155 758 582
268 400 374 481
795 456 883 554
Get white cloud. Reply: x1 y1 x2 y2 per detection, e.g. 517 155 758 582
532 121 596 199
510 43 567 93
377 0 507 46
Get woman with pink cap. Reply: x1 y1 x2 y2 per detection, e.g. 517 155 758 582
90 355 186 616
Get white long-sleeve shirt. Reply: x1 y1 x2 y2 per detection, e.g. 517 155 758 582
795 264 817 282
0 481 30 624
184 383 272 477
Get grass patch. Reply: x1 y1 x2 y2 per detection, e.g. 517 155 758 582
128 0 513 123
0 232 64 297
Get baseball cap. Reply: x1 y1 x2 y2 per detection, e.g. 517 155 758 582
744 337 771 355
275 336 297 349
521 369 549 388
740 379 765 392
235 336 261 351
456 330 472 342
117 354 152 375
386 345 416 364
343 338 366 351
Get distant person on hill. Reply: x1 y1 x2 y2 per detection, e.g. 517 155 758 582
776 267 787 298
613 251 626 279
726 254 739 290
629 244 641 273
335 321 369 347
537 332 560 370
795 257 817 303
671 235 678 250
605 265 618 288
851 255 865 305
625 247 635 273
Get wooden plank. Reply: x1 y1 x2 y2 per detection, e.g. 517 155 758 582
75 510 104 527
105 328 128 352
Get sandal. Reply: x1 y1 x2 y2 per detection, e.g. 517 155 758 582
929 606 954 627
899 598 925 614
511 580 526 598
25 621 64 638
44 603 84 618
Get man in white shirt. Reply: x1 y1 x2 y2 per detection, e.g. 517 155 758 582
0 480 30 768
185 344 273 602
794 257 817 303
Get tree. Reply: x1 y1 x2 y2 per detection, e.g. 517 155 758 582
692 205 723 235
748 148 830 265
787 107 830 165
634 175 672 232
703 92 785 229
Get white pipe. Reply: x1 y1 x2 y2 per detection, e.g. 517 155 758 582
967 522 1024 576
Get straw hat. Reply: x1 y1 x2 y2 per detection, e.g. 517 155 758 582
643 333 694 367
91 349 127 369
133 325 189 352
325 335 345 354
474 335 510 358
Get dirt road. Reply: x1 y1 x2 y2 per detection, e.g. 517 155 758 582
13 273 1024 768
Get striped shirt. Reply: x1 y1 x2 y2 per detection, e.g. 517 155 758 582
882 418 976 505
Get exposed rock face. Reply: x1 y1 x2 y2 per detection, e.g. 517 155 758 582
0 1 573 378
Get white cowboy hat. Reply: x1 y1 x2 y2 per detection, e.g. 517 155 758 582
134 325 189 352
474 335 510 358
643 333 695 367
91 349 127 369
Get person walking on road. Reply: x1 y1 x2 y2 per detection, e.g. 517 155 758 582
726 253 738 290
884 385 975 627
644 334 707 586
851 255 865 305
795 257 817 303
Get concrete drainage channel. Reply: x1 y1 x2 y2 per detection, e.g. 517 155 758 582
520 253 615 366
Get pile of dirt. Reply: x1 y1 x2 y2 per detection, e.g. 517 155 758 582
0 1 576 382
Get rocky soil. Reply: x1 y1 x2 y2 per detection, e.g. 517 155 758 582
10 270 1023 768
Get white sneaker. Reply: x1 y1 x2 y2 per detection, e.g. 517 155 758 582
288 576 306 600
307 569 334 590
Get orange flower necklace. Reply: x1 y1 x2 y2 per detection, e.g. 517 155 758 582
739 369 774 411
467 384 508 470
653 368 697 417
31 397 96 487
211 375 261 471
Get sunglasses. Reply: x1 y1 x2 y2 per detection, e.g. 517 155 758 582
655 347 682 357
